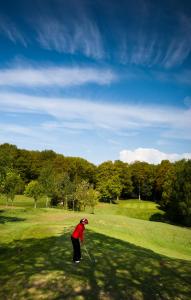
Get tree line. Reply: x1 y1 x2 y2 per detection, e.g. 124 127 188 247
0 143 190 226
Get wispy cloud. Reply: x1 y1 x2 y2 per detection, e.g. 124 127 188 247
0 123 32 135
162 14 191 68
0 66 116 87
0 92 190 139
34 14 104 59
0 122 61 151
119 11 191 68
42 121 93 131
0 14 27 46
152 69 191 86
120 148 191 164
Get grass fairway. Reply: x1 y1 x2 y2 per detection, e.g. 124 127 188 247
95 200 165 221
0 204 191 299
0 195 50 208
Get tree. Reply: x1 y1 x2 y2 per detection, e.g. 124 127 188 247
24 180 43 208
62 175 76 210
38 164 55 207
50 172 74 208
0 143 97 196
75 180 90 211
0 143 18 170
179 181 191 226
14 149 34 183
108 176 122 202
97 175 122 203
0 170 23 206
96 161 123 202
161 160 191 226
161 166 175 209
87 187 99 214
171 160 191 226
130 161 155 200
155 160 172 202
113 160 133 199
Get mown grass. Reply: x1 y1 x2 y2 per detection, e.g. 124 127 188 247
0 194 49 208
0 206 191 299
0 195 165 221
95 200 165 221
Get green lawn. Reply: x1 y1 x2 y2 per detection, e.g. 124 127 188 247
95 199 165 221
0 202 191 300
0 196 165 221
0 194 49 208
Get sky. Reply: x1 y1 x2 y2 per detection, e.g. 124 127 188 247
0 0 191 165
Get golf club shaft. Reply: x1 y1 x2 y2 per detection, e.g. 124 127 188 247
83 244 93 262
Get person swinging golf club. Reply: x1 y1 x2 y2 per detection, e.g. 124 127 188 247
71 218 88 263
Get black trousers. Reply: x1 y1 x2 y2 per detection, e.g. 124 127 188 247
71 236 81 261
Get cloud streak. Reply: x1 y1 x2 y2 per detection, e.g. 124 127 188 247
34 14 104 59
161 14 191 68
0 92 190 138
1 2 191 68
0 66 116 87
119 9 191 68
0 14 27 46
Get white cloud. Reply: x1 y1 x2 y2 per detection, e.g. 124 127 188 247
120 148 191 164
0 92 190 137
0 66 116 87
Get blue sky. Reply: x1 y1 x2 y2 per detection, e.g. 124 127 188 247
0 0 191 164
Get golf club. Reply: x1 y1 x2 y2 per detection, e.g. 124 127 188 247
83 244 95 263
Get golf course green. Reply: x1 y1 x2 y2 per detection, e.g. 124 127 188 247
0 198 191 300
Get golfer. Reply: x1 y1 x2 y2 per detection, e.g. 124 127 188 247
71 218 88 263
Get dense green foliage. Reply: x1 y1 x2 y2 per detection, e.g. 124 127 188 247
161 160 191 226
24 180 44 208
0 143 191 226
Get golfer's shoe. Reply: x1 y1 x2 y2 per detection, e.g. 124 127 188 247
74 260 80 263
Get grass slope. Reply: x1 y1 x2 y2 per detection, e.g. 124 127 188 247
0 196 165 221
0 195 49 208
0 206 191 300
95 200 165 221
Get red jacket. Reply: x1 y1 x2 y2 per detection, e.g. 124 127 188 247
72 223 85 241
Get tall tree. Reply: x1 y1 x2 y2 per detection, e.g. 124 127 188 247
87 187 99 214
0 143 18 170
0 170 23 206
130 161 155 200
24 180 43 208
62 175 76 210
113 160 133 199
97 175 122 203
161 160 191 226
155 160 172 202
96 161 123 202
75 180 90 211
38 164 55 207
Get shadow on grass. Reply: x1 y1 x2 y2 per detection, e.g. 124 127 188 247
149 213 166 222
0 210 25 224
0 229 191 300
149 205 170 223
